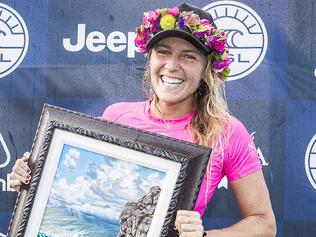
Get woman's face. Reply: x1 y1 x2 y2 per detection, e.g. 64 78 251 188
149 37 207 109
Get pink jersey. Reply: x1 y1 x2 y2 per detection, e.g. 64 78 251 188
102 100 262 216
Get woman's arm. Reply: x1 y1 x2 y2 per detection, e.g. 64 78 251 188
206 170 276 237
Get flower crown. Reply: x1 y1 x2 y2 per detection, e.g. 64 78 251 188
135 7 231 80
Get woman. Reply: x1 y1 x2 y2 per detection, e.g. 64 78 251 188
10 3 276 236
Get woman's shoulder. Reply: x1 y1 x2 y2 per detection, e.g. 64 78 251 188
227 115 254 140
105 101 146 111
102 101 147 121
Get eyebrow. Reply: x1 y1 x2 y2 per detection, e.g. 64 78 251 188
154 43 171 49
154 43 200 54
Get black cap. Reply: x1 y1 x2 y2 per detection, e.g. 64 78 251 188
146 3 216 55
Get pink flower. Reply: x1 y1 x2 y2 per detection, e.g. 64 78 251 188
142 16 150 26
212 58 231 70
135 36 145 46
150 19 159 32
212 41 226 52
167 7 180 17
207 37 226 53
193 31 205 39
200 19 211 25
147 10 160 21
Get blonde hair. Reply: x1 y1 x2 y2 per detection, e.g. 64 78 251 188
192 55 230 147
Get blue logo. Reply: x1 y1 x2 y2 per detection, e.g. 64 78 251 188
305 134 316 190
204 1 268 81
0 3 29 79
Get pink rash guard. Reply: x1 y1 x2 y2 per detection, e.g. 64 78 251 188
102 100 262 216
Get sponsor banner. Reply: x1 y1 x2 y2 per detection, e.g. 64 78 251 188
0 3 29 79
284 101 316 221
0 212 14 236
0 0 48 68
46 0 283 101
305 134 316 190
0 0 315 236
46 0 149 100
204 1 268 81
0 68 47 99
220 0 287 101
288 0 316 100
284 220 316 237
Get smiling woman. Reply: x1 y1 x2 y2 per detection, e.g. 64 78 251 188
10 2 276 237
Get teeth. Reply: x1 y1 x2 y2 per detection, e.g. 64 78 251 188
161 76 183 85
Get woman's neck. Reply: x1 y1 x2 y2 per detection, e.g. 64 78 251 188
150 97 195 120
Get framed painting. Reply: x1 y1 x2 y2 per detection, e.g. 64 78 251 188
7 104 211 237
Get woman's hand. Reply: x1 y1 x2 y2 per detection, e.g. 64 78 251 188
9 152 31 192
175 210 204 236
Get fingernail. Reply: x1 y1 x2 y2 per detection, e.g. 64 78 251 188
22 157 29 162
27 169 31 174
25 179 29 184
26 175 31 180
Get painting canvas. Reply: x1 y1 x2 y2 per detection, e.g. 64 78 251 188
7 104 211 237
38 142 169 236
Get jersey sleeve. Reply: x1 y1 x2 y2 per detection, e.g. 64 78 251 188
223 117 262 182
101 103 124 122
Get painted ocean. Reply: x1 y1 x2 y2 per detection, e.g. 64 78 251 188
38 205 120 237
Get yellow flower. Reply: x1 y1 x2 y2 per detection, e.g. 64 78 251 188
160 14 176 30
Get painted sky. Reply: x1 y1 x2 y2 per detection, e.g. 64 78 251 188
46 144 166 222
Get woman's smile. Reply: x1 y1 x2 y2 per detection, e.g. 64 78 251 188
160 75 184 87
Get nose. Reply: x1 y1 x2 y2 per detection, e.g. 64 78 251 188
164 57 180 72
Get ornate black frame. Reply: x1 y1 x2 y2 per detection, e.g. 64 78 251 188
7 104 211 237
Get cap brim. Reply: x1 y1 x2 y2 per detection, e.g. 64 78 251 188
146 30 211 56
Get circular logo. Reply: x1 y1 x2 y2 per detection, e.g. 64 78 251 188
0 3 29 79
305 134 316 190
203 1 268 81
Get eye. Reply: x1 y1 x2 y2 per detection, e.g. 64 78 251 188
183 54 196 60
155 49 170 55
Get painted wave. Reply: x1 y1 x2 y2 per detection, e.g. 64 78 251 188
38 205 120 237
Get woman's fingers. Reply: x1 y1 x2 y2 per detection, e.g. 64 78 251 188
175 210 203 234
180 223 203 232
10 152 31 191
9 170 31 192
179 231 204 237
9 178 22 192
11 168 31 183
177 210 201 218
177 215 202 224
22 151 30 162
12 160 31 179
